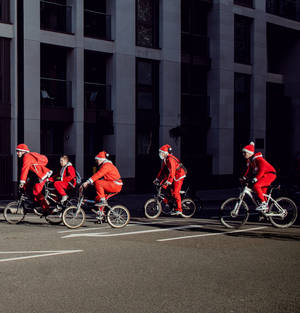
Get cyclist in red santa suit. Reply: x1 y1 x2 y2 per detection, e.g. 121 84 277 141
154 144 187 216
241 141 277 212
80 151 123 211
49 155 76 203
16 144 53 213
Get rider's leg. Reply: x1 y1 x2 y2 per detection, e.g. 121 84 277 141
33 180 49 210
172 179 184 212
253 174 276 210
54 181 69 201
94 180 122 208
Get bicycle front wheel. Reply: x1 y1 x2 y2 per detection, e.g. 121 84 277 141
181 198 196 218
62 205 86 229
144 198 162 219
107 205 130 228
4 201 26 224
269 197 298 228
45 212 63 225
220 198 249 229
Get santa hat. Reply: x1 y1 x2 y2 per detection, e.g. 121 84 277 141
95 151 109 161
242 142 255 155
16 144 30 153
159 144 172 154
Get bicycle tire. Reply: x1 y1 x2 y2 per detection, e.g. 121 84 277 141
268 197 298 228
107 205 130 228
220 197 249 229
4 201 26 224
144 198 162 219
62 205 86 229
181 198 196 218
45 212 63 225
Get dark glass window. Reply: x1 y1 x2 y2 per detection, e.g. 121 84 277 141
234 73 251 175
234 0 253 8
136 0 159 48
84 0 111 40
266 0 300 23
135 59 159 191
0 0 10 23
234 15 252 65
0 37 10 107
40 0 72 33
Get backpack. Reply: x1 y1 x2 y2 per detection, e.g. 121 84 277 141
30 152 48 166
75 170 82 184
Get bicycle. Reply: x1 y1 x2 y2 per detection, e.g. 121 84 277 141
62 188 130 229
219 182 298 229
144 183 197 219
4 181 75 225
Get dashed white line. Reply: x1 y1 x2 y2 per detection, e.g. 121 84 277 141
61 225 203 238
0 250 83 263
156 226 268 242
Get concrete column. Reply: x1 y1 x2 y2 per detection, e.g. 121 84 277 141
252 0 267 152
65 0 84 174
159 0 181 156
113 0 136 178
207 0 235 175
23 0 40 151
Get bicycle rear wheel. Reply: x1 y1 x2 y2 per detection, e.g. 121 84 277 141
107 205 130 228
62 205 86 229
4 201 26 224
220 198 249 229
144 198 162 219
45 211 63 225
181 198 196 218
269 197 298 228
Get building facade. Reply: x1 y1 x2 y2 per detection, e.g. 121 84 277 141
0 0 300 197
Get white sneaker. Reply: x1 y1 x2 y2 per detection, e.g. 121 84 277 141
256 202 268 212
61 195 68 203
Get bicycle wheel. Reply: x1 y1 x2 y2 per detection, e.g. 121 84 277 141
107 205 130 228
62 205 86 229
268 197 298 228
220 198 249 229
181 198 196 218
4 201 26 224
45 211 63 225
161 202 173 215
144 198 162 219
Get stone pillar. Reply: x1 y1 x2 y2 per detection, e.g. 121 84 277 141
159 0 181 156
207 0 235 176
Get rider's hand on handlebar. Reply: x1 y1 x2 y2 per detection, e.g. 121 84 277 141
19 182 24 189
153 178 160 185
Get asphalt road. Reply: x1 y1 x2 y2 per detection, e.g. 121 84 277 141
0 209 299 313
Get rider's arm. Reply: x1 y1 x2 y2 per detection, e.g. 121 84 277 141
87 164 109 184
253 158 266 182
19 154 32 184
64 166 76 183
165 157 176 185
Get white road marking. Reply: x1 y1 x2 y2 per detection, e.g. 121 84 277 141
0 250 83 263
156 226 268 242
62 225 204 238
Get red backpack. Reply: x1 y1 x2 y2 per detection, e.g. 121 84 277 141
29 152 48 167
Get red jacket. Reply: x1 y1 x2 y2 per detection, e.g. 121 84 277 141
51 162 76 187
88 160 123 186
157 154 186 184
20 152 52 184
243 152 276 181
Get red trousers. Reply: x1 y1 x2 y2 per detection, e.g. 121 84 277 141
94 180 122 202
54 181 72 196
253 173 276 202
171 179 184 211
32 180 49 210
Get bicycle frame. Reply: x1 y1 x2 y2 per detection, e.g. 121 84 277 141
233 185 286 218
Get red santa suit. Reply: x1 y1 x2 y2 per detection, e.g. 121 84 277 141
52 162 76 196
17 144 52 210
156 145 187 212
242 143 277 202
87 151 123 202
